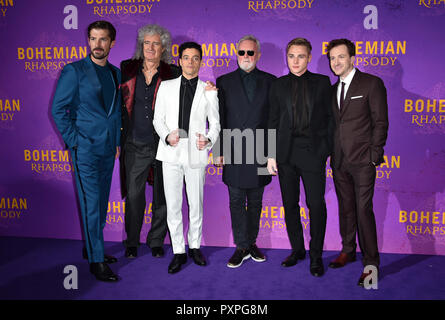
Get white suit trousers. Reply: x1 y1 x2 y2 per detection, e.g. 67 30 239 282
162 161 206 254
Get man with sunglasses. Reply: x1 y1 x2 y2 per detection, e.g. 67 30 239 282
267 38 334 277
215 35 276 268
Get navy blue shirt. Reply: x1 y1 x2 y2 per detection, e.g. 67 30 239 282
92 59 115 114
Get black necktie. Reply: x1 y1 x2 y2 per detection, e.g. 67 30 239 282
339 81 346 110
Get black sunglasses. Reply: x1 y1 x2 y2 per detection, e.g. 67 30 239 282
238 50 255 56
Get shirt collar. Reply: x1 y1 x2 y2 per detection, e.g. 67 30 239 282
90 55 109 69
340 67 356 86
139 65 160 73
181 75 199 85
239 67 258 77
289 70 309 80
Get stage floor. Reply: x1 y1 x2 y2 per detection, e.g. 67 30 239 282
1 236 444 300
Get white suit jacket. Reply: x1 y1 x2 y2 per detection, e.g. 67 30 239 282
153 76 220 168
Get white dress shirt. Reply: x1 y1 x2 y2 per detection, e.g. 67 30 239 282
336 68 356 109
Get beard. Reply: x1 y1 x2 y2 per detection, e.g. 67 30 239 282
238 60 255 72
91 48 108 60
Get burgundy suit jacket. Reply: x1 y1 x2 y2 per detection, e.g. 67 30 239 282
119 59 180 198
331 69 389 169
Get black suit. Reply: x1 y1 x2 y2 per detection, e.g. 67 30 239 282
216 68 276 249
268 70 333 259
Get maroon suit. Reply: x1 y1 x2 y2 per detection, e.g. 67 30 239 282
331 69 388 267
119 59 180 248
119 59 180 197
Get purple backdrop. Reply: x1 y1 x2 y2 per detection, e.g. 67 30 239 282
1 0 444 256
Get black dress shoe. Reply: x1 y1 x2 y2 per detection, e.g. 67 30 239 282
90 262 119 282
281 251 306 267
82 247 117 264
168 254 187 274
310 258 325 277
125 247 137 258
188 248 207 266
151 246 165 258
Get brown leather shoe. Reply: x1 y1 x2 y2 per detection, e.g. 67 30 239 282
328 253 356 269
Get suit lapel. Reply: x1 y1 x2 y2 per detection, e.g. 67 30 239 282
172 77 181 127
341 70 360 116
284 75 293 121
306 72 316 122
107 65 118 116
190 80 204 119
332 81 340 117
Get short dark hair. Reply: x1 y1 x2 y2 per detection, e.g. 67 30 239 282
179 42 202 59
286 37 312 54
87 20 116 42
326 38 355 58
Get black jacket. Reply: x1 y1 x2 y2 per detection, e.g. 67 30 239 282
216 68 276 188
268 71 334 169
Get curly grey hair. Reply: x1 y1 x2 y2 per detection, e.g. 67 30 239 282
133 24 172 63
237 35 261 53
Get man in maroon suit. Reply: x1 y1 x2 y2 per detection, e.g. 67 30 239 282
326 39 388 287
119 24 181 259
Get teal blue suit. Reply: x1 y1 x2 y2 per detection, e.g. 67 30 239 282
52 55 121 263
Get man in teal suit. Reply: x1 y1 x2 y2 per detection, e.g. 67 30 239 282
52 21 121 282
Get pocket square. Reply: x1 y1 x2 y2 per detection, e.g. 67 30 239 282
350 95 363 99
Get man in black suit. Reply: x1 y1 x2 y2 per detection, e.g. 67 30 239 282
326 39 388 287
267 38 333 277
215 35 276 268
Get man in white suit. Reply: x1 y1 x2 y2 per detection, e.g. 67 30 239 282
153 42 220 274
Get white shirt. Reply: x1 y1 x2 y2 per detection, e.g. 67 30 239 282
336 68 356 109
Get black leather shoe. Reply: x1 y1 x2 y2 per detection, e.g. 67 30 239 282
281 251 306 267
125 247 137 258
89 262 119 282
310 258 325 277
249 244 266 262
151 246 165 258
227 248 251 268
188 248 207 266
168 254 187 274
83 247 117 264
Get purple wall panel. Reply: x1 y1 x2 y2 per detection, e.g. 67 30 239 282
1 0 444 255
